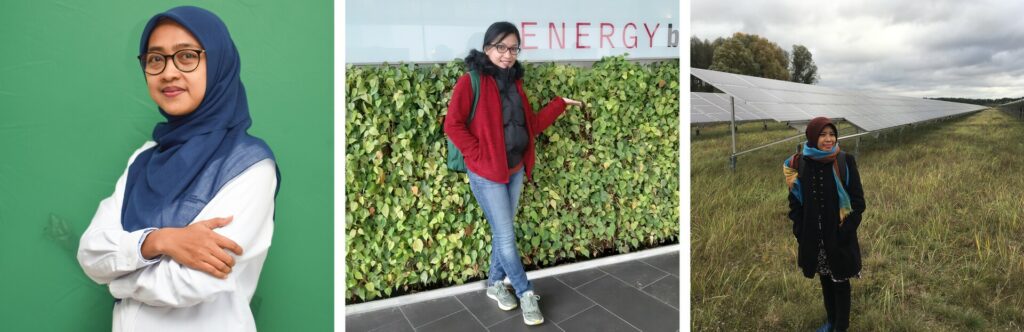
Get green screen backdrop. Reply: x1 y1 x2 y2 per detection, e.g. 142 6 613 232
0 1 333 330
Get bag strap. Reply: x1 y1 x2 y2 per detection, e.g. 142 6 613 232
467 70 480 123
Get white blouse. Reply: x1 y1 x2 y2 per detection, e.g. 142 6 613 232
77 141 276 332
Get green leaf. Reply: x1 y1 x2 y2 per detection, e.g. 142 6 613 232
345 56 679 302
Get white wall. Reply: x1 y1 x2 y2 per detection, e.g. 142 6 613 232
345 0 680 64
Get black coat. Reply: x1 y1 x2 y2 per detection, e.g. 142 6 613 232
788 153 866 279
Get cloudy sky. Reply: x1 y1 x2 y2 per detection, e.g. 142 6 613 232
691 0 1024 99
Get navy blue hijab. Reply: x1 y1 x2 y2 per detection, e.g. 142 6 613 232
122 6 277 232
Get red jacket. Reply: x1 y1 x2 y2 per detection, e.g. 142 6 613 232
444 72 567 184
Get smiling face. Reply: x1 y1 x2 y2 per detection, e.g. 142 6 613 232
144 20 206 116
817 125 837 151
484 33 519 69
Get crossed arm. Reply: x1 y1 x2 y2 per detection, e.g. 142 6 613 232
77 144 275 307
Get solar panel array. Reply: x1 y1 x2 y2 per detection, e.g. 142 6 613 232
690 92 771 124
997 98 1024 114
690 68 986 131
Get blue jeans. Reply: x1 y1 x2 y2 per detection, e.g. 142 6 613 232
467 168 532 298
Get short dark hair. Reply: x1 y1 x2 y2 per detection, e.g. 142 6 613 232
482 22 520 49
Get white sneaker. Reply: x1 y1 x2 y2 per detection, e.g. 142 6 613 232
520 291 544 325
486 283 518 311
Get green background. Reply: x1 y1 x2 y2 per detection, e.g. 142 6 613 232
0 1 332 331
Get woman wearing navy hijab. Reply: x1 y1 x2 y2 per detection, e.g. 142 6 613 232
77 6 278 331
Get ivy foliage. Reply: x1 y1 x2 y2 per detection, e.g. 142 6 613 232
345 55 680 302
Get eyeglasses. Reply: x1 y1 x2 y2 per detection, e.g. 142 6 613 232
488 44 521 55
138 49 205 75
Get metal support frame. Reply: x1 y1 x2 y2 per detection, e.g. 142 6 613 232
854 126 861 155
732 133 805 158
729 96 737 170
728 126 874 170
721 103 985 171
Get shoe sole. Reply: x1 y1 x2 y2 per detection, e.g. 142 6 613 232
486 292 517 311
523 316 544 325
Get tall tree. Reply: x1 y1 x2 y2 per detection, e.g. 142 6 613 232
709 32 790 81
708 38 757 76
691 36 715 69
690 36 716 92
791 44 819 84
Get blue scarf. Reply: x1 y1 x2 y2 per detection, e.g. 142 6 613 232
122 6 277 232
783 143 852 223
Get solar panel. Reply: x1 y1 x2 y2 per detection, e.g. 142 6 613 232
997 98 1024 115
690 68 987 131
690 92 772 124
748 103 812 122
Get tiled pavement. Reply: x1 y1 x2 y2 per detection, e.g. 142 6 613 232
346 251 680 332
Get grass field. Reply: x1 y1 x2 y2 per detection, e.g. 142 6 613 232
691 109 1024 331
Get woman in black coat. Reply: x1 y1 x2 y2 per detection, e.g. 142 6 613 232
783 117 866 332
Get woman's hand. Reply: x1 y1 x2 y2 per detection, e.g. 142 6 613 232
562 97 584 108
140 216 244 279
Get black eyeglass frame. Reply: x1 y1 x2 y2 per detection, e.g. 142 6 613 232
137 49 206 75
487 44 522 55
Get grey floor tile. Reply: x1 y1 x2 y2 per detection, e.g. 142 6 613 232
455 289 519 327
557 305 640 332
641 275 679 309
345 307 413 332
599 259 669 289
398 297 464 328
554 267 606 288
577 275 679 332
531 277 596 324
348 254 681 332
488 313 566 332
415 310 487 332
640 252 680 276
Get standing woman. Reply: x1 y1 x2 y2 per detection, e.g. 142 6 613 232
444 22 583 326
783 117 866 332
77 6 278 332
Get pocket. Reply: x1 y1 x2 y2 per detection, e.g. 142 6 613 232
472 149 488 163
837 225 856 245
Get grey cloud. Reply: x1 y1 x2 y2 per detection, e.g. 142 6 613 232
693 0 1024 99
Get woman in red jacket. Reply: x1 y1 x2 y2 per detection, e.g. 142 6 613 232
443 21 582 326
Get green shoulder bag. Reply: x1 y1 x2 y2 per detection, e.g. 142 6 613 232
446 70 480 172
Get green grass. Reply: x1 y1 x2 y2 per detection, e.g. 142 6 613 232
691 110 1024 331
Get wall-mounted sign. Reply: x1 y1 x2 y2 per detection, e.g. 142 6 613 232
345 0 680 64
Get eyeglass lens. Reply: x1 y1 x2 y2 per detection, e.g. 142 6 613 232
143 50 201 74
493 44 520 55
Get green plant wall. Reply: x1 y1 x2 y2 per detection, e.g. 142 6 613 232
0 1 332 330
345 56 680 302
